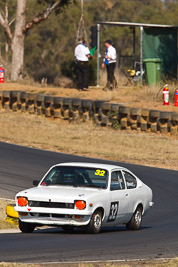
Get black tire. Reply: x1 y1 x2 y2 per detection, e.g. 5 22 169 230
44 96 53 104
36 94 45 102
149 110 160 119
119 106 130 115
101 102 111 111
3 91 10 98
62 225 74 233
81 99 93 109
94 100 106 110
11 91 20 98
63 97 72 106
20 92 28 100
72 98 81 107
171 113 178 122
28 93 36 101
19 219 35 233
130 108 141 116
126 207 142 230
160 111 171 120
141 108 150 117
86 210 102 234
53 97 63 105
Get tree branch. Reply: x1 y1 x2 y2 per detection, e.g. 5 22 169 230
0 9 13 43
24 0 62 33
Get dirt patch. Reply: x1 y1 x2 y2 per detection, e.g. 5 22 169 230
0 110 177 170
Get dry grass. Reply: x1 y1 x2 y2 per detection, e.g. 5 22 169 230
1 258 178 267
0 199 17 229
0 82 178 112
0 110 177 170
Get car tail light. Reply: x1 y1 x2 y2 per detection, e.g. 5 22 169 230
18 197 28 207
75 200 86 210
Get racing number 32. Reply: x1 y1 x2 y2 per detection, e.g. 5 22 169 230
108 202 119 222
95 169 105 176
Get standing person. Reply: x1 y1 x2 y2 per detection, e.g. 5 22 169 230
102 39 117 91
74 37 91 91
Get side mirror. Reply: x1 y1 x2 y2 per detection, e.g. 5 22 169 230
33 180 40 186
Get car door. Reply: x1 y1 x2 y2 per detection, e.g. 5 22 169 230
108 170 129 224
122 170 138 214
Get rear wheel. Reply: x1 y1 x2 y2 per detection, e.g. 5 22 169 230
126 207 142 230
19 219 36 233
86 210 102 234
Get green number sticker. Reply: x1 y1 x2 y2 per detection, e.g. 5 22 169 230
95 169 105 176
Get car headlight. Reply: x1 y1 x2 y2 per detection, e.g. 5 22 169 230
17 197 28 207
75 200 86 210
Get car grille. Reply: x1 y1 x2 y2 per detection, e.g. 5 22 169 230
28 201 74 209
30 213 69 219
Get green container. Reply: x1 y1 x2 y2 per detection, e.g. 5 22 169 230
143 58 162 86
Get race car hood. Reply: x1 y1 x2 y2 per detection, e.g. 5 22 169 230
16 186 103 202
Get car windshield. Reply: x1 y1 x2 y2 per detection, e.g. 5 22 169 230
41 166 108 189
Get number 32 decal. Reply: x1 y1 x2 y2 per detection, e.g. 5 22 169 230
95 169 105 176
108 202 119 222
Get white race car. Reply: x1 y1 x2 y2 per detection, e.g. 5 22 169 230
15 162 153 234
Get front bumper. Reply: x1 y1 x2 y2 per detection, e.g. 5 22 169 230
15 206 92 226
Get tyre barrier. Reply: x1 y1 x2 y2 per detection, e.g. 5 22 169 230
119 106 130 130
26 93 36 114
141 109 150 131
149 110 160 133
61 97 72 120
3 91 11 110
53 96 63 118
71 98 82 121
81 99 94 122
44 95 53 117
20 91 28 112
130 108 142 130
36 94 45 115
0 90 177 136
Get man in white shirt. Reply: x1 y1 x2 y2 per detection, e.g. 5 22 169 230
74 38 91 91
102 39 117 90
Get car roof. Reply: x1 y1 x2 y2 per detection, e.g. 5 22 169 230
53 162 124 171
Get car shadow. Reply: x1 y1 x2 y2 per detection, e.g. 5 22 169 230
32 225 152 235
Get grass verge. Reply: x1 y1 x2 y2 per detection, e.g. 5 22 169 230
0 82 178 112
0 258 178 266
0 110 177 170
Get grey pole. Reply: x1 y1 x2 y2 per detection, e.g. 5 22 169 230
140 26 143 86
97 23 100 87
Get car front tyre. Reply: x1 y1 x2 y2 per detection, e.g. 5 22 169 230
86 210 102 234
19 219 36 233
126 207 142 230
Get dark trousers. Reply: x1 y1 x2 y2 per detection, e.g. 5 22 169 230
106 63 117 90
76 61 89 90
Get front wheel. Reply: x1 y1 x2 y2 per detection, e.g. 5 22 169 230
86 210 102 234
19 219 36 233
126 207 142 230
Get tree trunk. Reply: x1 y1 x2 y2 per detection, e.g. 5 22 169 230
11 0 26 81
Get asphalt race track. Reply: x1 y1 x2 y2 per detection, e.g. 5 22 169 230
0 141 178 263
